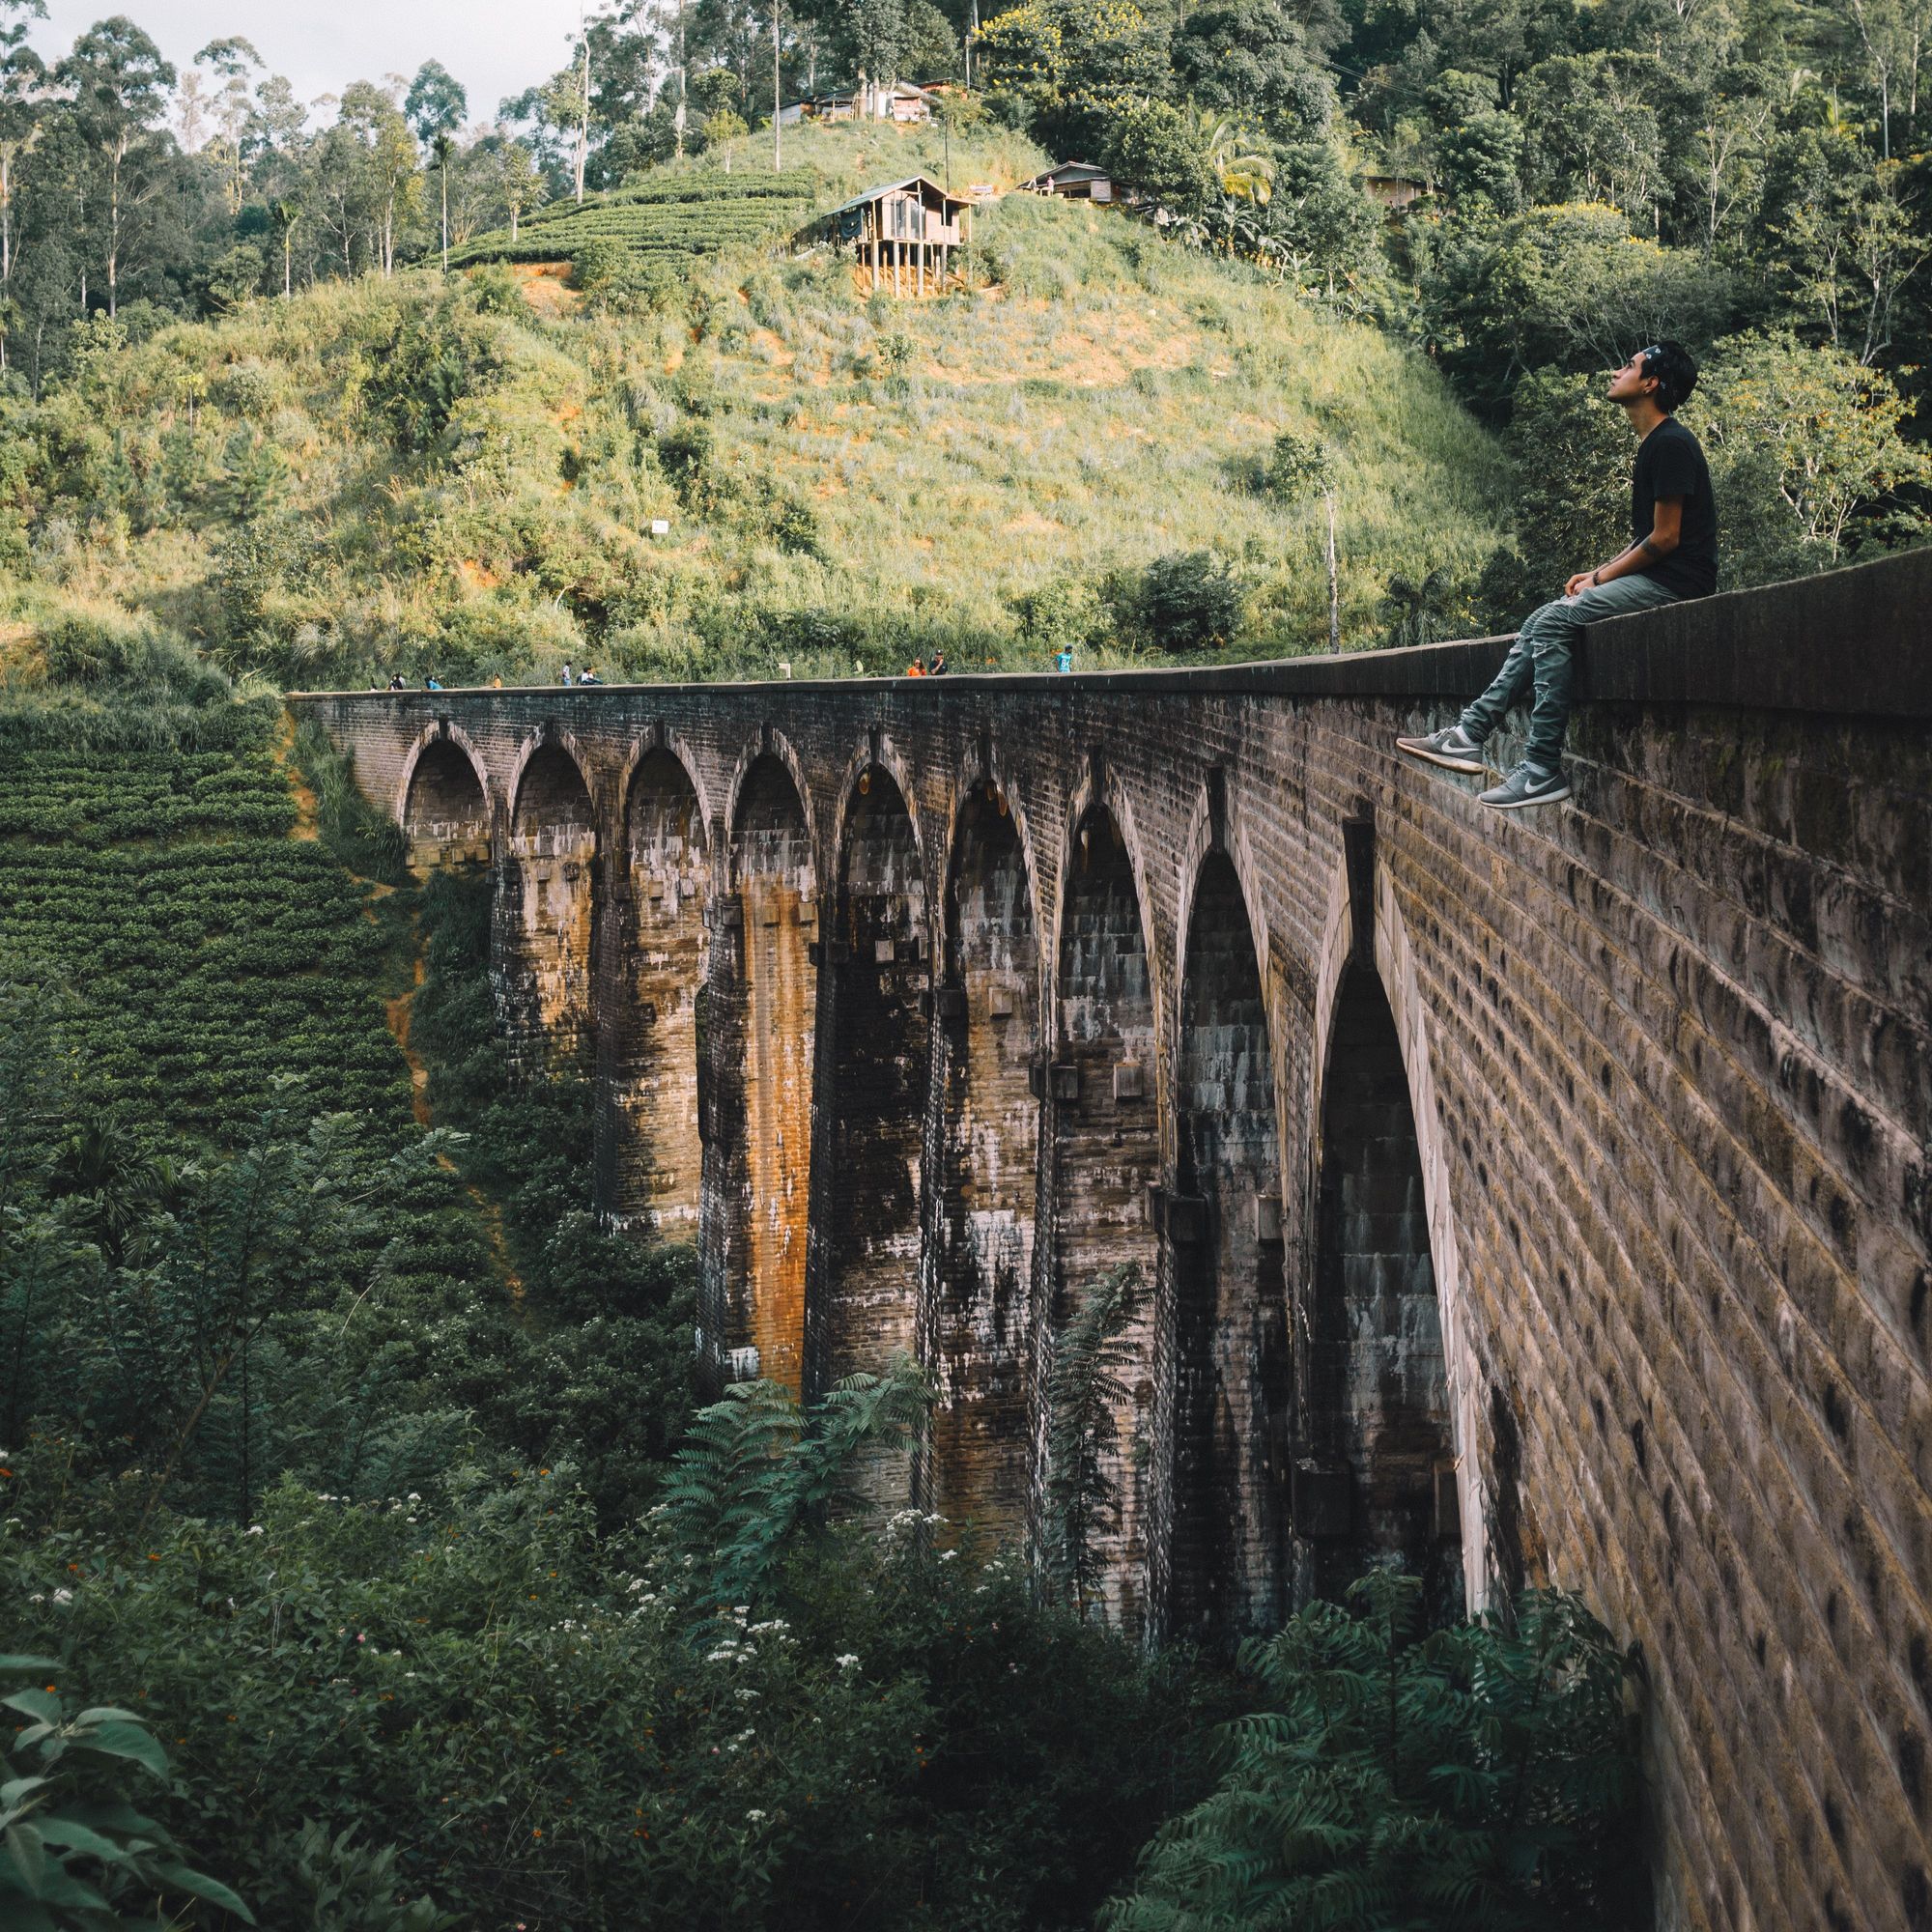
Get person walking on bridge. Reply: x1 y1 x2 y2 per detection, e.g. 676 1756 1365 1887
1399 340 1717 808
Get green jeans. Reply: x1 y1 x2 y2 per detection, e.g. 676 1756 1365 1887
1460 574 1681 771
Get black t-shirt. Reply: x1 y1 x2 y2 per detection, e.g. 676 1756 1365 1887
1631 416 1718 598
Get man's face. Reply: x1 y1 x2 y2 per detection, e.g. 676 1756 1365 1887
1607 349 1658 403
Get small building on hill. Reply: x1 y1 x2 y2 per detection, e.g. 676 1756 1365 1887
796 175 972 297
1023 160 1115 202
780 80 934 125
1361 173 1429 209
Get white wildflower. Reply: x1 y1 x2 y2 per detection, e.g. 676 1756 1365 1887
835 1653 861 1670
746 1808 768 1824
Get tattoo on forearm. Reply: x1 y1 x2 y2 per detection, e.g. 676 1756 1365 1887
1637 536 1660 558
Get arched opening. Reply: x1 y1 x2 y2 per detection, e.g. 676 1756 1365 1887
704 753 816 1394
501 742 596 1065
1051 802 1158 1624
821 765 928 1502
1171 852 1287 1644
1305 960 1461 1617
602 749 707 1239
402 738 489 867
932 781 1037 1540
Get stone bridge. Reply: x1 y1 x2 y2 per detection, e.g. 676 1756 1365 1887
292 550 1932 1932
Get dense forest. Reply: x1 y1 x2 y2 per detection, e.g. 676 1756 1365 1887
0 0 1914 1921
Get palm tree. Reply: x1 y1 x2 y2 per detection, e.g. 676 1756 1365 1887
1378 568 1461 650
269 195 300 297
433 129 456 272
1197 111 1273 208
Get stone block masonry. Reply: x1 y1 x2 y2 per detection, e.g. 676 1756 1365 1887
294 548 1932 1932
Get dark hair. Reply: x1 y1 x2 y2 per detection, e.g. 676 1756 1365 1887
1641 340 1697 412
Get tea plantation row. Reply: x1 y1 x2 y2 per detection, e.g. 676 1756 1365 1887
450 166 822 269
0 703 413 1148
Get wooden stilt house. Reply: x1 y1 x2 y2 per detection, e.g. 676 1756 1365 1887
795 176 972 297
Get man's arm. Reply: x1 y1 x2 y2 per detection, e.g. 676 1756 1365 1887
1565 497 1684 595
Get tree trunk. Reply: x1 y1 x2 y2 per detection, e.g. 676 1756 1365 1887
107 134 125 320
576 39 590 203
1325 491 1340 651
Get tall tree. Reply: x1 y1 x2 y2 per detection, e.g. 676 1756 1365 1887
338 80 419 276
58 17 179 319
0 2 49 297
195 35 260 214
404 58 468 143
498 135 547 239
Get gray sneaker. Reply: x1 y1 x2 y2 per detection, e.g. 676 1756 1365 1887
1480 760 1571 810
1397 724 1486 774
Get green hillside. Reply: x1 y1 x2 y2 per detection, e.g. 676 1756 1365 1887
0 123 1506 691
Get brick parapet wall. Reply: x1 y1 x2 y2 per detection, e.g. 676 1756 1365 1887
292 548 1932 1931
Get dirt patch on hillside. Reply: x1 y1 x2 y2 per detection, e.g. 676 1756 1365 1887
274 714 322 841
385 953 432 1127
511 263 581 315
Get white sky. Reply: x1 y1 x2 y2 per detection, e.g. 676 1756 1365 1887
26 1 591 128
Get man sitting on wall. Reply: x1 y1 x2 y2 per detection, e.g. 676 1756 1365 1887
1398 341 1718 809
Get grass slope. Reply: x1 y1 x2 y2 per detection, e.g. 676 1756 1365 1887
0 122 1505 688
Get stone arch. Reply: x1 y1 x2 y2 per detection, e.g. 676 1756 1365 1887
1048 791 1161 1627
1169 847 1288 1644
819 761 931 1499
508 728 597 835
616 729 715 860
1364 862 1489 1613
702 752 818 1394
931 773 1040 1541
1299 844 1477 1619
1044 771 1165 1057
395 724 492 866
722 730 819 889
601 746 710 1238
499 736 598 1066
827 730 927 911
938 745 1046 965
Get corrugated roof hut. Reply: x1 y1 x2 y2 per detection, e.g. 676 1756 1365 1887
1023 160 1115 202
795 175 972 297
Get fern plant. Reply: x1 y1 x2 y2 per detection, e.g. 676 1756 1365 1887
1044 1263 1146 1620
658 1355 930 1611
1103 1567 1646 1930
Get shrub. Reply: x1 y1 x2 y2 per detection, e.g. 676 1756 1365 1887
1104 1568 1646 1930
0 1660 255 1927
571 236 632 295
1122 550 1245 653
